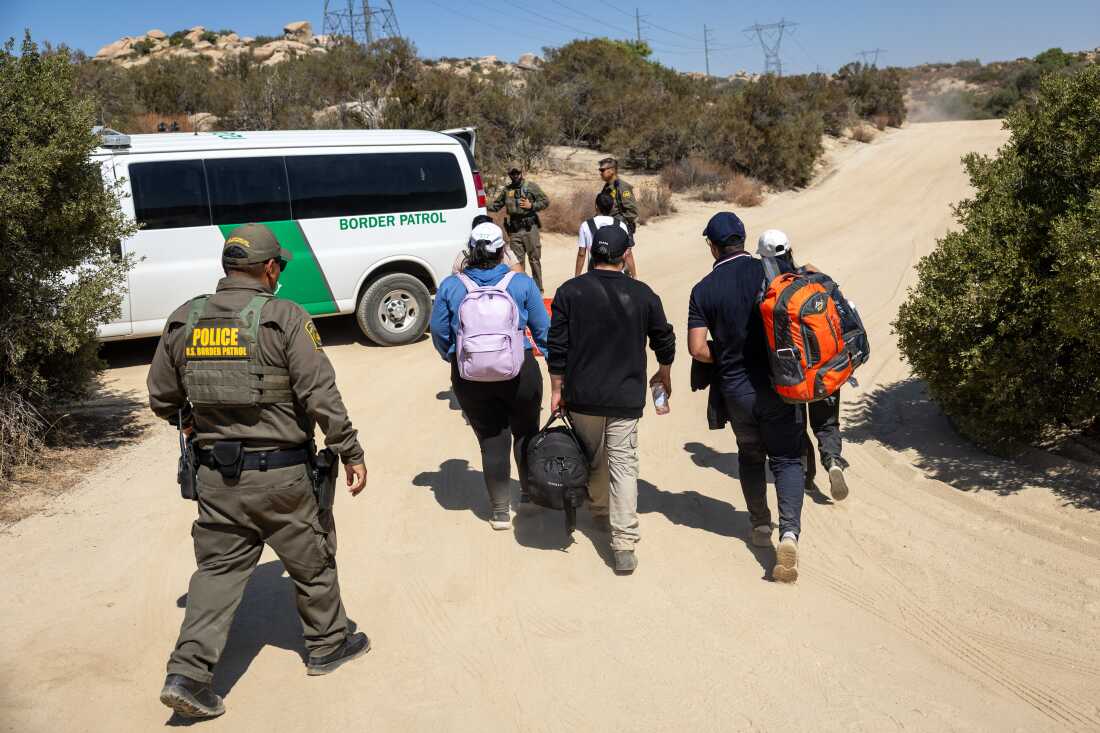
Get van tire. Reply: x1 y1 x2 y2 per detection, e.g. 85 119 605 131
356 273 432 346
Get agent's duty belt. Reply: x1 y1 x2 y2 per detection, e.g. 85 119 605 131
195 444 309 474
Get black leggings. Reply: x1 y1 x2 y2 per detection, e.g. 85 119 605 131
451 351 544 513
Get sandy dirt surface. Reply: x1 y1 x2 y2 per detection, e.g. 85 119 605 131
4 120 1100 732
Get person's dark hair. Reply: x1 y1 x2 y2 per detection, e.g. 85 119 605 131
595 192 614 215
466 241 505 270
598 157 617 170
223 261 269 277
471 214 493 228
713 234 747 256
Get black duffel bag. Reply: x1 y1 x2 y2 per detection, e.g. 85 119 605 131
526 410 590 534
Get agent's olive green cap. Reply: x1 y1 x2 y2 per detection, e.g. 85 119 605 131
222 223 293 266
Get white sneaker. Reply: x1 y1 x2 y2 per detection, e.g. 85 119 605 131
774 532 799 583
489 510 511 530
828 464 849 501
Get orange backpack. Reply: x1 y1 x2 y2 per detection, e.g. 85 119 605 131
759 263 853 403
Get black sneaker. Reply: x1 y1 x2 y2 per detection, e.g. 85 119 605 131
306 632 371 676
613 550 638 575
159 674 225 719
489 509 511 530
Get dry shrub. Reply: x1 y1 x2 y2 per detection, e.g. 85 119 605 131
851 124 877 143
660 157 731 192
636 184 676 225
0 391 46 488
128 112 195 133
695 174 764 207
724 174 764 207
534 189 595 235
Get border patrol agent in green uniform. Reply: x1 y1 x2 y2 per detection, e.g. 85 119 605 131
598 157 639 235
488 166 551 292
148 224 369 719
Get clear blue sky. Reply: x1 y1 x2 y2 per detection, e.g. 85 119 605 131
2 0 1096 76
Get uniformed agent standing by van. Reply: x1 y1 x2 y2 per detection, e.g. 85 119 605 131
598 157 639 235
148 224 369 719
488 166 550 292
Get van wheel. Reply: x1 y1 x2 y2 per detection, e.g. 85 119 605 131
356 273 432 346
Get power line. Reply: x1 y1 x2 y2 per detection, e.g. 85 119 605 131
546 0 635 37
420 0 563 49
856 48 887 67
743 18 797 76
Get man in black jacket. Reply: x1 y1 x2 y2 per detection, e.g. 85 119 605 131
548 225 675 575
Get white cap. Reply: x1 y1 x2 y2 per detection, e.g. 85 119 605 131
469 222 506 252
757 229 791 258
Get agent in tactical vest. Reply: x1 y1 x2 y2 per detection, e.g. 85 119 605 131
488 166 550 292
147 224 369 719
598 157 639 235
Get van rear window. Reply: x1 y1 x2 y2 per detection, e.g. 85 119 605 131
130 160 211 230
286 152 467 220
206 157 293 225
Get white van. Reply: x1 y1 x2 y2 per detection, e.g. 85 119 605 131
93 127 486 345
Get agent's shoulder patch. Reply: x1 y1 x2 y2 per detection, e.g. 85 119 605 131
304 320 323 350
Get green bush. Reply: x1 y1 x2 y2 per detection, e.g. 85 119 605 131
835 62 907 126
0 35 134 482
894 64 1100 449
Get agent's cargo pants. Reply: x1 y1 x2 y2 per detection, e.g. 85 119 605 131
508 225 543 292
166 463 348 684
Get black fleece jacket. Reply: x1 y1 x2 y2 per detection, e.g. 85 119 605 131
548 270 676 418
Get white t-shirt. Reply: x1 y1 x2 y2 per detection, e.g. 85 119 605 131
577 216 631 252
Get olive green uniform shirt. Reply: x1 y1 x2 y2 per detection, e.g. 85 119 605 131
147 277 364 464
601 177 639 232
488 179 550 219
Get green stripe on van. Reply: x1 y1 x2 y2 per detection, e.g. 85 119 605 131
218 221 338 316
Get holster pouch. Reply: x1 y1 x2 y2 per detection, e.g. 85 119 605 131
310 448 339 512
177 434 198 501
211 440 244 481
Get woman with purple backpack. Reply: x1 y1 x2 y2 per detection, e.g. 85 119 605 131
430 221 550 531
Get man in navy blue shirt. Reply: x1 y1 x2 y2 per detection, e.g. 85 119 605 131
687 212 805 583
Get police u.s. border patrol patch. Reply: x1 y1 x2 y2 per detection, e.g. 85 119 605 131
622 190 633 199
305 320 323 350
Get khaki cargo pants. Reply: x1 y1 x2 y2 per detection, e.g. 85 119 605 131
508 224 543 292
570 413 641 551
166 463 348 684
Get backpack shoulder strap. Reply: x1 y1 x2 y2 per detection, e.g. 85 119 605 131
585 218 599 242
183 295 212 332
495 271 519 292
455 272 478 293
239 293 274 343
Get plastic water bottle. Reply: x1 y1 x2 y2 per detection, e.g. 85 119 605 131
651 384 670 415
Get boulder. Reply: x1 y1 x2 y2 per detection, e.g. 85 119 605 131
251 43 278 62
240 36 256 44
516 52 541 70
146 29 167 40
478 55 498 65
95 37 133 60
184 26 206 44
284 20 313 40
192 40 214 51
262 51 289 67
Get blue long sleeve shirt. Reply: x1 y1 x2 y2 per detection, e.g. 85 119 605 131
430 264 550 360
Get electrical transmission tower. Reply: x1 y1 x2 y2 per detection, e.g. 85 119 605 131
856 48 887 67
743 19 797 76
703 24 714 76
322 0 401 46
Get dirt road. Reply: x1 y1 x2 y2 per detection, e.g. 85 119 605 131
4 120 1099 732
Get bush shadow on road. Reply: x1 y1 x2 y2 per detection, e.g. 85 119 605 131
844 377 1100 510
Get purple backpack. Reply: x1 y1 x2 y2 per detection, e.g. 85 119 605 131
455 271 525 382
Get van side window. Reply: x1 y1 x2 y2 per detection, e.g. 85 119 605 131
286 152 467 220
130 160 211 230
206 157 292 225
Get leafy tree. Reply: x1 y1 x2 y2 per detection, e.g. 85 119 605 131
0 35 134 478
894 65 1100 449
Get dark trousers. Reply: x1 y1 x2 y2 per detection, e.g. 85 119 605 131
802 390 847 485
167 464 347 684
723 381 805 537
451 351 543 513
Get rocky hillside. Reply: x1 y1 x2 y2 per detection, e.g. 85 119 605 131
96 22 334 68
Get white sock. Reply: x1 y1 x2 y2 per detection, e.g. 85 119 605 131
780 531 798 544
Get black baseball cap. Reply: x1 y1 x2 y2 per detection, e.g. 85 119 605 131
508 166 522 176
222 223 293 267
591 224 631 263
702 211 747 246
